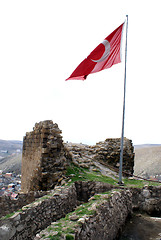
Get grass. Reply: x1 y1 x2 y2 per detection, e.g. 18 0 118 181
66 164 118 185
123 178 161 188
0 208 23 220
65 235 74 240
66 163 161 189
1 212 16 220
46 232 61 240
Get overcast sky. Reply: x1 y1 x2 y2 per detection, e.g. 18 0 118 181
0 0 161 145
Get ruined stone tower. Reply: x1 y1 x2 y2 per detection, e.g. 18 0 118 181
21 120 134 193
21 120 67 193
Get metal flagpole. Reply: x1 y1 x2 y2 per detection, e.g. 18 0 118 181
118 15 128 185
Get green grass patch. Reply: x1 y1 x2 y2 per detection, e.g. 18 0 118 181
1 212 15 220
66 162 161 189
46 232 61 240
65 235 74 240
66 164 81 176
74 204 95 217
84 171 117 185
123 178 161 188
66 163 118 185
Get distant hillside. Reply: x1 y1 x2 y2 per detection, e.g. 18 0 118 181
0 139 22 152
134 145 161 178
0 139 22 174
134 144 161 149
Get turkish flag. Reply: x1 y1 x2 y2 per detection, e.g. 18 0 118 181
66 23 124 81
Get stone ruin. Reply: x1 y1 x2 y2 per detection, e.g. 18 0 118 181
21 121 69 193
66 138 134 174
2 182 161 239
21 120 134 193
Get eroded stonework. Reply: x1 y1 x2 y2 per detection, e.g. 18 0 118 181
21 121 68 192
21 120 134 193
65 138 134 176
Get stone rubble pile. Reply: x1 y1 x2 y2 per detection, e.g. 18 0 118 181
64 142 95 168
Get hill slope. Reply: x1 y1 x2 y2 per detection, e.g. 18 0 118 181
0 139 22 174
134 145 161 178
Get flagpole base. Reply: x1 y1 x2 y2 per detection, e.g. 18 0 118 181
118 181 124 186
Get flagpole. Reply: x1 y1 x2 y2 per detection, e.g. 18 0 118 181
118 15 128 185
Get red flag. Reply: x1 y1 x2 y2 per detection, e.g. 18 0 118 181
66 23 124 81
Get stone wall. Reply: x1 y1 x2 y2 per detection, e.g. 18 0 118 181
2 182 161 240
34 189 132 240
0 181 114 219
75 190 132 240
75 181 115 202
0 191 49 219
0 184 77 240
131 185 161 216
0 183 131 240
21 120 134 193
65 137 134 176
21 121 68 193
94 138 134 175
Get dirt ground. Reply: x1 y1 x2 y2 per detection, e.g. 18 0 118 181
119 214 161 240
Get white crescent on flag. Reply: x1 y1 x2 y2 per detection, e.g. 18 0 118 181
90 40 111 63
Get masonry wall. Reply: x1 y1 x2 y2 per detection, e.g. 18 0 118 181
0 183 130 240
94 138 134 175
2 183 161 240
21 121 68 193
75 190 132 240
21 120 134 193
65 137 134 176
0 185 77 240
131 185 161 215
0 191 48 218
0 181 114 219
